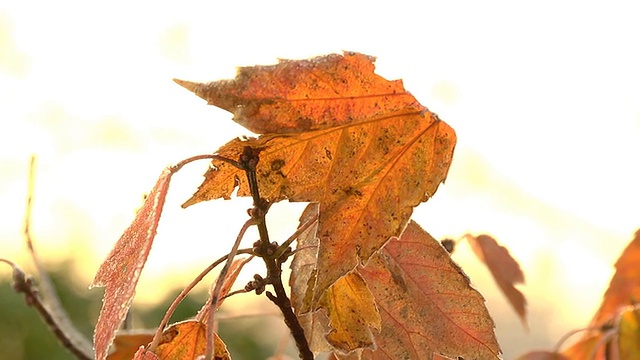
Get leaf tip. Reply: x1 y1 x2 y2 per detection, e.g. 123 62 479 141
173 78 203 95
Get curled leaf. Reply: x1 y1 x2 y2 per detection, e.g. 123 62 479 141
466 234 527 326
91 168 174 360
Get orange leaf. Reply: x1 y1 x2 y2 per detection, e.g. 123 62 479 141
318 272 381 353
178 54 456 303
515 351 570 360
153 320 230 360
107 332 154 360
91 168 174 360
356 221 501 359
591 229 640 326
174 52 419 134
466 234 527 326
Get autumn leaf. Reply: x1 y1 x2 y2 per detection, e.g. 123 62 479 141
318 272 381 352
179 52 456 304
559 229 640 359
291 205 500 359
107 332 154 360
590 229 640 326
91 168 174 360
290 204 381 354
355 221 501 359
515 351 570 360
130 321 230 360
465 234 527 326
173 52 419 134
153 320 230 360
289 204 322 315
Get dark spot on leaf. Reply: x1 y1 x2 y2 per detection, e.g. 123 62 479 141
270 159 285 171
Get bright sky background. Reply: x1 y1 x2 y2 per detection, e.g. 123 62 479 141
1 1 639 358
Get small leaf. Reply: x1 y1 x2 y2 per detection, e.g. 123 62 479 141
107 332 154 360
466 234 527 326
318 272 381 353
154 320 230 360
357 221 501 359
91 168 174 360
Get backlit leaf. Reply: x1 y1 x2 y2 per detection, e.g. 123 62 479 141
591 229 640 326
183 112 454 305
154 320 230 360
318 272 381 353
356 221 501 359
174 52 419 134
91 168 174 360
466 234 527 326
107 332 154 360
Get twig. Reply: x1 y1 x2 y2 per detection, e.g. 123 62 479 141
203 218 256 360
147 248 253 353
239 146 314 360
22 155 94 359
0 259 92 360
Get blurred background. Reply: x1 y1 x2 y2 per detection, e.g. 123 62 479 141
1 1 639 359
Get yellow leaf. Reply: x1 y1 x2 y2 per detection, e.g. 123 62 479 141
318 272 381 353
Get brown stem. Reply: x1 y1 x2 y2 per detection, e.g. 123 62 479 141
147 248 253 353
1 259 92 360
22 155 94 359
239 146 314 360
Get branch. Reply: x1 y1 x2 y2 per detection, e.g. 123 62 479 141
0 259 92 360
22 155 94 359
147 248 254 353
239 146 314 360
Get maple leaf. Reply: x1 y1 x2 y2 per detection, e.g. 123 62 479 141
154 321 230 360
178 52 456 304
465 234 527 326
173 52 419 134
91 168 174 360
356 221 501 359
132 321 230 360
291 205 500 358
